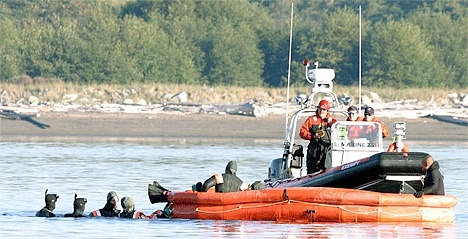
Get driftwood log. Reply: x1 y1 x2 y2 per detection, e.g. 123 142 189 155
0 109 50 129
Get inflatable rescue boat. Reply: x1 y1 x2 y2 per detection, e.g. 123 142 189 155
165 187 456 223
148 63 457 224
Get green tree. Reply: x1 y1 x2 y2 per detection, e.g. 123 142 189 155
207 23 263 86
0 18 22 80
364 20 436 87
409 10 467 87
195 0 265 86
295 7 363 86
18 18 55 78
0 0 466 88
144 0 205 84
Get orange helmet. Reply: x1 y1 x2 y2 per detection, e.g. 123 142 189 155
318 99 330 111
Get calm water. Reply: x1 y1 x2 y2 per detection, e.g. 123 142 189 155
0 140 466 238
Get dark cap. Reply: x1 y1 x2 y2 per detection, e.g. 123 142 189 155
347 106 358 112
364 107 374 116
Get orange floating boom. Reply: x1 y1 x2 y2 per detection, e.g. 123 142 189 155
167 187 456 223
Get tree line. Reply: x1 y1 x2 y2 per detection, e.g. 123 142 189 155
0 0 466 88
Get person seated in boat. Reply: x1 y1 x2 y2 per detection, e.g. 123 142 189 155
64 193 87 217
362 106 389 139
346 105 363 140
89 191 121 217
387 122 409 156
36 189 59 217
199 161 250 193
299 99 337 174
119 196 163 219
414 155 445 198
387 141 409 156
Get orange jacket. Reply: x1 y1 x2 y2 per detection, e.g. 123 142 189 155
363 117 389 138
346 116 364 139
387 142 409 152
387 142 409 156
299 113 337 141
346 116 363 122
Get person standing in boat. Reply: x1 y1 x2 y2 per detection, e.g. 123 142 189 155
362 106 389 138
414 155 445 198
346 105 363 140
299 99 337 174
89 191 121 217
199 161 249 193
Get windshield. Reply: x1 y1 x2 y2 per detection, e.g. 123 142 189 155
332 121 383 150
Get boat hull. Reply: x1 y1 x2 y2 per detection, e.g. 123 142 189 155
167 187 456 223
266 152 427 193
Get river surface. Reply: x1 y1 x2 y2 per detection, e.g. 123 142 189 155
0 141 466 238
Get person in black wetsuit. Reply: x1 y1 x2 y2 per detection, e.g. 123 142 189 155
119 196 162 219
200 161 249 193
414 154 445 198
64 193 87 217
36 189 59 217
89 191 121 217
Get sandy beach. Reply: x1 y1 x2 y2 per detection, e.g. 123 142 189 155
1 111 466 145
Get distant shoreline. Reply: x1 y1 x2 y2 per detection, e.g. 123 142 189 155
1 111 466 145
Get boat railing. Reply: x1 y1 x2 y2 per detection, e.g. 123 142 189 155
301 61 341 110
275 62 361 180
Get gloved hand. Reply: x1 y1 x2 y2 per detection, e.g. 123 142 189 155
191 182 202 192
414 191 424 198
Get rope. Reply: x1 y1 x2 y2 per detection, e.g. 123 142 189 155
172 200 288 215
287 200 424 217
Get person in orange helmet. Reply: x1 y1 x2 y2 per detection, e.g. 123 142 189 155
362 106 389 139
299 99 337 174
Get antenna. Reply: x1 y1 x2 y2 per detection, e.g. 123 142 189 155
284 2 294 139
358 5 362 114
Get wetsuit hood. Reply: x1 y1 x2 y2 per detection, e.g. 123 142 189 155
73 195 87 215
103 191 118 210
107 191 118 201
119 196 136 218
225 161 237 175
44 189 59 211
121 196 135 213
428 161 440 171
